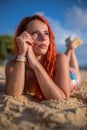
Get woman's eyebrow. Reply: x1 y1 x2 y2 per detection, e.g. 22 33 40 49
44 30 49 32
29 29 49 34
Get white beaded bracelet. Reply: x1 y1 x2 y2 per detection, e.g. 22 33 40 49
16 54 26 62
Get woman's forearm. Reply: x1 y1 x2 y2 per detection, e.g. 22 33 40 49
33 62 66 100
5 61 25 96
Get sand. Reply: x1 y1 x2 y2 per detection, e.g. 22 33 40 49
0 66 87 130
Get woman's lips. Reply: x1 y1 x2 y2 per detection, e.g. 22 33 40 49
39 44 47 48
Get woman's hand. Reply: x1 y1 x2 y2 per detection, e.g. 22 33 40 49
27 45 38 69
16 31 38 68
16 31 33 56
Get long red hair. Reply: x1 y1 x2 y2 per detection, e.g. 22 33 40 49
13 14 57 100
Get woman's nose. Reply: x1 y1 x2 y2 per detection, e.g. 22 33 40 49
39 34 46 41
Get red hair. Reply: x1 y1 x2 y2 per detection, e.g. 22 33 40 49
14 14 57 100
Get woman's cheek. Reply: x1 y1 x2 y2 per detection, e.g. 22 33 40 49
32 35 38 41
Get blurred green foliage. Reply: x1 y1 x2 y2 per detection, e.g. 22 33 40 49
0 35 14 63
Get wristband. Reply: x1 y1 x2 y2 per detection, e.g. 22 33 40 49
16 54 26 62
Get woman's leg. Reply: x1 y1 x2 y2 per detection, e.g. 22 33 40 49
65 36 83 84
65 48 81 90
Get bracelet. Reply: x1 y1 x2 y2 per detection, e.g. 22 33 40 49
16 54 26 62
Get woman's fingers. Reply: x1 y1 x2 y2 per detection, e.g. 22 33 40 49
16 32 34 48
16 31 34 55
23 31 34 45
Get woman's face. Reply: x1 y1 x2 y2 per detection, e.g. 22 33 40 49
26 20 50 56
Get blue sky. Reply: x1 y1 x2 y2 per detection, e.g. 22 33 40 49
0 0 87 66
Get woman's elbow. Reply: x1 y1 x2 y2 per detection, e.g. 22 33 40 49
5 91 22 97
50 91 70 100
58 90 70 100
64 91 70 100
5 86 22 97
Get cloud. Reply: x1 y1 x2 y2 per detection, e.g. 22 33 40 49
65 6 87 31
33 13 77 47
45 13 87 66
34 11 86 48
64 5 87 49
34 10 87 66
46 16 77 46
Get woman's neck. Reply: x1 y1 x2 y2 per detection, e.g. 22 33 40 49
36 55 44 64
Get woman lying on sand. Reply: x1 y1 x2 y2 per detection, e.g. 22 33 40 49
5 14 83 101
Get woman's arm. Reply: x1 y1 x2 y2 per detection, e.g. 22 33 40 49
5 31 35 96
5 60 25 96
27 48 70 100
53 54 70 98
5 31 32 96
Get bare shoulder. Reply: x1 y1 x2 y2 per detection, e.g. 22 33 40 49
56 53 68 67
54 53 69 85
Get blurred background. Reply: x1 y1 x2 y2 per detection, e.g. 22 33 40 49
0 0 87 68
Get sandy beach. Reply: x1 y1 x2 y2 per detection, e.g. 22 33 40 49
0 66 87 130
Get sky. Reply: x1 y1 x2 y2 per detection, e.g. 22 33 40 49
0 0 87 67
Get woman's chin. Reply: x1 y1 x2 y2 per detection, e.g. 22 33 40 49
35 50 47 56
